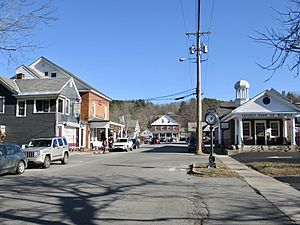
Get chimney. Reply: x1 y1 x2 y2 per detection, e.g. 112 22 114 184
16 73 25 79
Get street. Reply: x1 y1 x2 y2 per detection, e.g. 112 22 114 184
0 143 295 225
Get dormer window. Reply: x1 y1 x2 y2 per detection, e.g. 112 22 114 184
162 119 164 123
51 72 56 78
45 72 48 76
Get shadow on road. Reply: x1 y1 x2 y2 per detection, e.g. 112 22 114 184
142 144 190 154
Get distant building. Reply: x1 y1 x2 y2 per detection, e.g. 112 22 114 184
151 115 180 141
126 120 141 138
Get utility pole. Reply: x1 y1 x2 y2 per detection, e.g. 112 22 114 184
185 0 209 155
196 0 202 155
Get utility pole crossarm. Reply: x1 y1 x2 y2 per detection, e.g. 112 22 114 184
186 31 211 36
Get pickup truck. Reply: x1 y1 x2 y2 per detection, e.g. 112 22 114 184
25 137 69 168
112 138 133 152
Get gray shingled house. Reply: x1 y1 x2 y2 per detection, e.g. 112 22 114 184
0 76 81 146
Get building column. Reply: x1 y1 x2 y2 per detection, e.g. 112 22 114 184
238 117 243 146
283 119 288 139
218 124 222 145
234 118 238 145
291 116 296 145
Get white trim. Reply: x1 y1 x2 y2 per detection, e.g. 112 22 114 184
92 102 96 117
34 99 56 113
16 100 26 117
0 96 5 114
65 98 70 115
57 98 64 114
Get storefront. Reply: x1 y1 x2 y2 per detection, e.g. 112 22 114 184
89 118 125 149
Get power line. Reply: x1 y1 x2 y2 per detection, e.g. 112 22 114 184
145 88 196 101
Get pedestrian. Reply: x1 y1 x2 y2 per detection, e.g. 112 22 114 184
102 138 107 153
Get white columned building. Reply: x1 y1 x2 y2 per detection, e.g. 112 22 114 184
217 80 300 150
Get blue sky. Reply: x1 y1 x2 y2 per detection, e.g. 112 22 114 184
0 0 298 102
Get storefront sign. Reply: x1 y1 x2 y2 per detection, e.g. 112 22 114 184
241 113 293 118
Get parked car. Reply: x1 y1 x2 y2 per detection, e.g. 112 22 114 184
150 137 160 144
187 136 207 153
144 137 152 144
112 138 133 152
131 138 140 149
0 144 28 175
25 137 69 168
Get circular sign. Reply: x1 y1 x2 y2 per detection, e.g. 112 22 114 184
205 112 219 125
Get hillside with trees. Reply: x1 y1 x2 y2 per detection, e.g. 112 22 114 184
109 98 228 131
109 91 300 132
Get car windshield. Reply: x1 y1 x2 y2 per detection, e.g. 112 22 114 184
117 139 127 142
29 140 52 147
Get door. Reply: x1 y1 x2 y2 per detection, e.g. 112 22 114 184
255 121 266 145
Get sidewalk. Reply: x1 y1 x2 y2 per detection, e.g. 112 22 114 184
218 155 300 224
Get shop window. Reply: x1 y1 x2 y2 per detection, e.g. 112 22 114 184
243 121 251 137
270 121 280 137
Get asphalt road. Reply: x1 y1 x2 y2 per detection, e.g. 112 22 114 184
0 144 295 224
231 152 300 191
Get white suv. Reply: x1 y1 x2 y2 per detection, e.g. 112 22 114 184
25 137 69 168
112 138 133 152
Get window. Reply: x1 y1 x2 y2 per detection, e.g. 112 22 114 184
45 72 48 76
58 138 63 146
92 102 96 117
58 99 64 113
0 97 5 113
65 99 70 115
162 119 164 123
52 139 58 147
35 100 56 113
243 121 251 137
270 121 280 137
17 100 26 117
51 72 56 78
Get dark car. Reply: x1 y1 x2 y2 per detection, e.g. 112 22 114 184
0 144 28 175
131 138 140 149
187 137 197 153
150 137 160 144
187 137 206 153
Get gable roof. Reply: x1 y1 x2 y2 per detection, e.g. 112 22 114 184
0 76 74 97
0 76 19 93
15 77 72 96
29 57 112 101
151 115 180 126
232 88 300 114
220 88 300 122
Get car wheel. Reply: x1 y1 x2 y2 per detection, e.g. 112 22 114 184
42 155 51 169
61 152 69 165
16 161 26 174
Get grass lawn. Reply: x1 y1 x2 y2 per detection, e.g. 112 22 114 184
246 162 300 176
192 162 240 178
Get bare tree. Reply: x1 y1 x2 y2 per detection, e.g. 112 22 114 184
254 0 300 80
0 0 56 64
